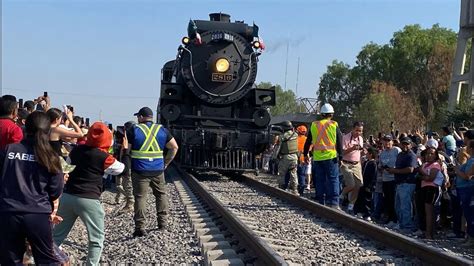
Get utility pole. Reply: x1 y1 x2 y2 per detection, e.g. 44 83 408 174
284 40 289 91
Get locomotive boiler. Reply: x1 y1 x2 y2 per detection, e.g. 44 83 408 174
159 13 275 172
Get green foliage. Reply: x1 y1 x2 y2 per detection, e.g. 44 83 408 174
445 102 474 128
318 24 458 129
258 82 302 116
354 82 425 136
354 92 390 136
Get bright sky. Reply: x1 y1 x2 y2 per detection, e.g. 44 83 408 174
1 0 460 125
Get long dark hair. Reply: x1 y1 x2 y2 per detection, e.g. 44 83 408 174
46 108 62 123
26 111 61 174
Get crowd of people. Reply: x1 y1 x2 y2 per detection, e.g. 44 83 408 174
0 92 472 264
270 103 474 245
0 94 178 265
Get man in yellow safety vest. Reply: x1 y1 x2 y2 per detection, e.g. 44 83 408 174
303 103 343 208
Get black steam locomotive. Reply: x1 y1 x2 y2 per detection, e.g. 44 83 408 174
159 13 275 172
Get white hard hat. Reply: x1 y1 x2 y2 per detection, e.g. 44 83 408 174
320 103 335 114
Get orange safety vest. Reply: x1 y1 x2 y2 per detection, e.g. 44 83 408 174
297 135 307 162
310 119 338 161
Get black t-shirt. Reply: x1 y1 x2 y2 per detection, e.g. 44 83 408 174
65 145 109 199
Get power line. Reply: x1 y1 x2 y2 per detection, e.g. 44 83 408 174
2 88 157 100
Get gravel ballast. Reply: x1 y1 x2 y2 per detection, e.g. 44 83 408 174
58 175 202 264
200 174 418 265
255 172 474 262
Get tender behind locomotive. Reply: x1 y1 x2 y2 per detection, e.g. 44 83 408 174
159 13 275 172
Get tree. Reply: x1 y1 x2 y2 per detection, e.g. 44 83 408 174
258 82 302 116
317 60 357 129
317 24 457 128
388 24 456 122
354 82 425 136
445 102 474 128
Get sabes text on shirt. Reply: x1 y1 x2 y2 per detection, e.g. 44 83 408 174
7 152 36 162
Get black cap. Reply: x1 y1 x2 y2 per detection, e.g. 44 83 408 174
382 134 393 141
400 137 412 144
134 107 153 117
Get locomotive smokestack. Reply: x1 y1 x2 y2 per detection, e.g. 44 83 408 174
209 13 231 22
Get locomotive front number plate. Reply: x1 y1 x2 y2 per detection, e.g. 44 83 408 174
212 73 234 82
211 32 234 42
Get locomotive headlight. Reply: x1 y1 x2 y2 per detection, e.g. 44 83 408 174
252 41 261 49
215 58 230 73
182 37 190 45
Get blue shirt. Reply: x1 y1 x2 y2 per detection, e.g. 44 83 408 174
456 158 474 188
379 146 401 182
128 122 172 175
394 150 418 184
442 134 456 151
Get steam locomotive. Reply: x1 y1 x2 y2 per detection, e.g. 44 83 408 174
158 13 275 172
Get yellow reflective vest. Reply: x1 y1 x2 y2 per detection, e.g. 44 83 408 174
310 119 338 161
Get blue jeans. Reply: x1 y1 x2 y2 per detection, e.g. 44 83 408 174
312 158 340 206
457 186 474 237
297 164 308 194
395 183 416 230
372 192 384 220
450 189 464 237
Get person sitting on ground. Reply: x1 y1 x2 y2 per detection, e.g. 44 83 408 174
0 95 23 149
0 111 64 265
53 122 126 265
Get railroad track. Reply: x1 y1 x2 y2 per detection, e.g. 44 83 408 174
172 164 473 265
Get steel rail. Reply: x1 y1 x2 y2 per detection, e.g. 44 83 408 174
174 165 288 266
241 175 473 266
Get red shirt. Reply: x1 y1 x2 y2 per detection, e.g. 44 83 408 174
0 118 24 149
